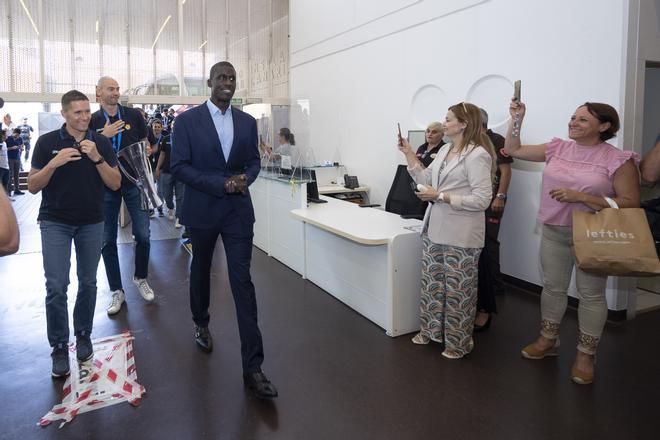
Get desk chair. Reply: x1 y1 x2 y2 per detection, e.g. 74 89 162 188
385 165 426 220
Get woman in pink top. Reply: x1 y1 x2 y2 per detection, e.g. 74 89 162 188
503 100 639 385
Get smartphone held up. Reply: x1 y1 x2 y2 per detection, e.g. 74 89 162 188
513 80 521 102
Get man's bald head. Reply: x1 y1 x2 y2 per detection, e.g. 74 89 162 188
96 76 120 107
97 76 118 88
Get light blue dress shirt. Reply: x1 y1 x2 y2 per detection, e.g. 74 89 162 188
206 100 234 162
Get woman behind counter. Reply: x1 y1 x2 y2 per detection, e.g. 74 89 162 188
416 122 445 167
504 100 639 385
399 102 495 359
261 127 302 169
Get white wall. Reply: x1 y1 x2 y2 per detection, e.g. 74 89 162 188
290 0 634 307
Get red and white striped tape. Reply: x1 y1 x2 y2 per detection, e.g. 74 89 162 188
39 331 146 428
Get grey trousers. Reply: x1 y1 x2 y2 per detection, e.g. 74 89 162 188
539 224 608 355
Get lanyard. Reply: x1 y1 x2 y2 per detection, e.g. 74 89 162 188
102 106 122 152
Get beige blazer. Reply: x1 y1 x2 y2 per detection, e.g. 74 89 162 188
408 142 492 248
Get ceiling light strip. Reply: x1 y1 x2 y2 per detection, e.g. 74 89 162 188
18 0 40 36
151 14 172 51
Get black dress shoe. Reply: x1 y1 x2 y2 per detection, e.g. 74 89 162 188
194 326 213 352
243 371 278 399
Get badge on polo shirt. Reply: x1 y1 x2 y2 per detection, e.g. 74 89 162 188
124 124 131 130
430 153 437 158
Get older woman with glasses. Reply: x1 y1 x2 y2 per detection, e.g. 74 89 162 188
398 102 495 359
504 100 639 384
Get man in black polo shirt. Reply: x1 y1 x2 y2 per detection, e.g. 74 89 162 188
28 90 120 377
91 76 155 316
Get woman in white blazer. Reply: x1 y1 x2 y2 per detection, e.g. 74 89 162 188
399 102 495 359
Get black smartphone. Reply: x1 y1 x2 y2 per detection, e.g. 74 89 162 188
397 122 403 145
513 80 521 102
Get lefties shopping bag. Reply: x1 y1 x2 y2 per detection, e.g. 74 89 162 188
572 207 660 277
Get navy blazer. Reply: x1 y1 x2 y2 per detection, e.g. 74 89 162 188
170 103 261 229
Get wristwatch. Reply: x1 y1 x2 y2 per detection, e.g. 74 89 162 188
496 193 507 200
93 156 105 165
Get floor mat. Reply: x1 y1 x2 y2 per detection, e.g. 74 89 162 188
39 331 146 429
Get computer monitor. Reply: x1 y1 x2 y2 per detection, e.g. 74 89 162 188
306 169 327 204
408 130 426 149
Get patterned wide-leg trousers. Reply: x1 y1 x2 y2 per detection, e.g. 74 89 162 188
418 234 481 356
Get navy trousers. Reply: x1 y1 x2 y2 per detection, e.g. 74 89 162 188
189 210 264 374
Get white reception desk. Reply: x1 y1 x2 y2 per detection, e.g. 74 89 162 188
251 175 423 337
251 174 308 275
291 197 423 337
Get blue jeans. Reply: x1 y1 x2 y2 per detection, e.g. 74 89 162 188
102 186 151 291
159 172 185 219
40 221 104 347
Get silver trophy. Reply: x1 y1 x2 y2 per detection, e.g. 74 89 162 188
117 141 163 210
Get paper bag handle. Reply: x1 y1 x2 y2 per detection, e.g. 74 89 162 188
604 197 619 209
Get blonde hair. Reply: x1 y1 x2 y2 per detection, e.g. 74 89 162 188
426 121 444 133
448 102 496 180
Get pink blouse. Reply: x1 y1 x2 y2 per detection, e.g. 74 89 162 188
537 138 639 226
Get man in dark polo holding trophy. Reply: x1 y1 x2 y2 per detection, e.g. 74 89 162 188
91 76 156 316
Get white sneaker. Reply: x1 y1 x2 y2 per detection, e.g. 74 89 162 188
167 210 175 220
133 277 155 301
107 289 125 315
174 218 182 229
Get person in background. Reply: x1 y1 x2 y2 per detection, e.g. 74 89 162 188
166 108 175 131
28 90 120 377
3 114 16 133
0 130 10 198
415 122 445 167
3 115 19 169
640 133 660 183
6 128 24 196
155 125 185 229
18 117 34 161
0 187 19 255
147 120 164 217
399 102 494 359
474 109 513 331
504 99 640 385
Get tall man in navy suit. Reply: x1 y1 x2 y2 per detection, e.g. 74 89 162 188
171 61 277 399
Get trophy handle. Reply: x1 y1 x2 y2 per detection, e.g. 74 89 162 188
117 160 140 186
